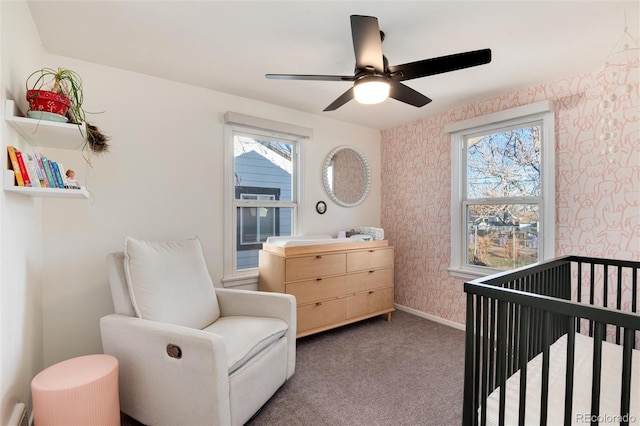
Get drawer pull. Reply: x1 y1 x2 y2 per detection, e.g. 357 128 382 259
316 255 322 259
369 250 375 253
316 278 322 281
369 291 375 294
316 302 322 306
369 270 375 273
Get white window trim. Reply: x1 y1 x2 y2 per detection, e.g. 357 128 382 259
445 100 555 279
222 112 310 287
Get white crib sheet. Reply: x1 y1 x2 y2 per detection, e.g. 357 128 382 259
484 332 640 425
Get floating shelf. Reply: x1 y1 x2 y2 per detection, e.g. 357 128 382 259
3 170 89 199
4 99 85 150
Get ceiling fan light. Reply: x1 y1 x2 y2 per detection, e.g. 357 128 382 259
354 77 390 104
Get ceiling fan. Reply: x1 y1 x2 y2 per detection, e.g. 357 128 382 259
266 15 492 111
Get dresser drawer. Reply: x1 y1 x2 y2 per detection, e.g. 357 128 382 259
297 297 346 333
346 248 394 272
345 268 394 294
346 287 394 319
286 275 347 305
286 253 346 281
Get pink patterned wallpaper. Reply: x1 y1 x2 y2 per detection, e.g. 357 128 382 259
381 64 639 325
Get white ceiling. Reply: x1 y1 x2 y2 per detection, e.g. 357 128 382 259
26 1 639 130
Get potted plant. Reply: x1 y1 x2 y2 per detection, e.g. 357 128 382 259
26 67 109 155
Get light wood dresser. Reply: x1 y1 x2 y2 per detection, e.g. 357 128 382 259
258 240 394 338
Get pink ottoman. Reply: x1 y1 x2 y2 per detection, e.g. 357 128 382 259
31 354 120 426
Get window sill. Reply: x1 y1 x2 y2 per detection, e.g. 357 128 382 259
221 273 258 288
448 266 500 281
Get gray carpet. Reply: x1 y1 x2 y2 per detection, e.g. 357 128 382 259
121 310 466 426
247 310 466 426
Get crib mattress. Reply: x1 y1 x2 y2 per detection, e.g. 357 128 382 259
484 332 640 425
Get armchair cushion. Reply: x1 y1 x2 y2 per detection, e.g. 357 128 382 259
124 236 220 329
203 316 288 373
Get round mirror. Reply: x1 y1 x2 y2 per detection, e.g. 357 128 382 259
322 145 371 207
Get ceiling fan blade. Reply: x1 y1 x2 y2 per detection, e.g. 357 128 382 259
388 48 492 81
323 87 355 111
266 74 355 82
350 15 384 73
389 82 432 107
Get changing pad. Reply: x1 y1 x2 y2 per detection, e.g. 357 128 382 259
265 234 372 247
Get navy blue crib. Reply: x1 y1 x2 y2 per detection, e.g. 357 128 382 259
463 256 640 426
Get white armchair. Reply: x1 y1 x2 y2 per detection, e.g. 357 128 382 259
100 238 296 426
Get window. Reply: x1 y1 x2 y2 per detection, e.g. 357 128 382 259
446 101 555 277
223 113 311 286
236 187 280 251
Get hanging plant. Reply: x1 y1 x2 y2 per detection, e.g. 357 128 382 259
26 67 110 159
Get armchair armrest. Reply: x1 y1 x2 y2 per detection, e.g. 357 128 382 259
215 288 297 377
100 314 231 425
215 288 296 323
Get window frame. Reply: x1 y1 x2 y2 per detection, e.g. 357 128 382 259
446 100 555 278
223 112 310 287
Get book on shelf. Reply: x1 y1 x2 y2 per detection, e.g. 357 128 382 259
5 146 82 191
14 150 32 187
41 156 57 188
6 146 25 186
50 161 65 189
33 151 51 187
25 155 43 188
57 162 69 188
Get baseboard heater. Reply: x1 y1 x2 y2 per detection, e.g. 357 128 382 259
8 402 28 426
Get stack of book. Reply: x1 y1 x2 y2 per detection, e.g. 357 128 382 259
6 146 81 190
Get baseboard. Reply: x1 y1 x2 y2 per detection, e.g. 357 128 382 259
394 304 465 331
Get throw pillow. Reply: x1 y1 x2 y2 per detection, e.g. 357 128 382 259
124 236 220 329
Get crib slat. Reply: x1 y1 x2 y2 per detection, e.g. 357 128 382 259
497 301 507 426
539 312 551 426
481 297 489 426
507 300 515 376
463 293 476 426
577 262 583 334
616 266 622 344
590 322 604 426
513 303 520 374
634 268 638 350
620 327 633 426
589 263 595 337
488 298 496 392
633 267 638 313
603 264 609 309
564 320 576 426
474 295 483 426
531 273 540 357
518 306 530 426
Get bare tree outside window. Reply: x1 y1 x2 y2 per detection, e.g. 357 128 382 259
465 124 542 270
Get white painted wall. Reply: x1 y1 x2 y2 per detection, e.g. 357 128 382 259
0 2 46 423
36 59 381 365
1 0 382 417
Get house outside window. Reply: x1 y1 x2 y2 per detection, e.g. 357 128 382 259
446 100 555 277
223 112 310 287
236 188 281 251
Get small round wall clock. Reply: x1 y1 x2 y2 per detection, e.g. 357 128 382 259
316 201 327 214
